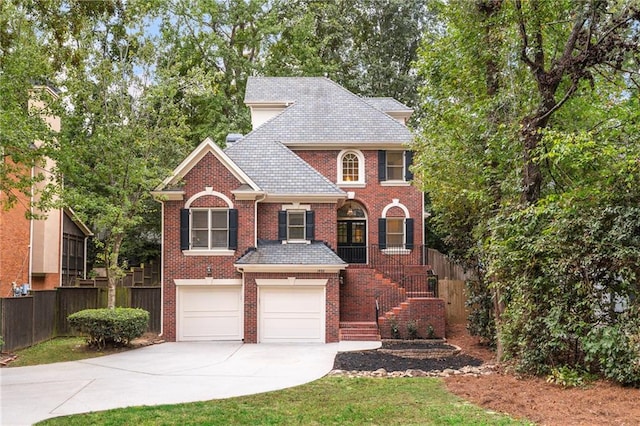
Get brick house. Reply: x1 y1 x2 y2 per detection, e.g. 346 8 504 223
0 86 93 297
153 77 444 343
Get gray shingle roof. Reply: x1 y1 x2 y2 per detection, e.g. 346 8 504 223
236 240 346 266
363 97 413 113
224 138 344 195
243 77 413 145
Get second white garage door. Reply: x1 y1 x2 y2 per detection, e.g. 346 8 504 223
177 285 243 341
259 286 325 343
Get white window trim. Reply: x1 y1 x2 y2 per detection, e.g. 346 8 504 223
384 151 406 183
337 149 365 186
182 249 235 256
380 180 411 187
189 208 230 251
281 204 312 244
381 199 412 252
285 210 308 244
183 188 235 253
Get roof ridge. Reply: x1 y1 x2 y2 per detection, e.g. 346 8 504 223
321 78 413 132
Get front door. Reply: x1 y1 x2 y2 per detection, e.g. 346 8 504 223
338 220 366 263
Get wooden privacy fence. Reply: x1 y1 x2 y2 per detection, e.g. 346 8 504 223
427 249 475 325
439 279 469 325
1 286 160 352
427 248 475 281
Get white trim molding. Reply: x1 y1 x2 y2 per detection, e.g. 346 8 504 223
337 149 365 186
256 278 328 287
381 199 410 218
185 188 234 209
174 278 242 286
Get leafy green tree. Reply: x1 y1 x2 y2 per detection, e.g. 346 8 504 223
265 0 431 111
154 0 280 144
58 2 189 308
414 0 640 379
0 1 60 213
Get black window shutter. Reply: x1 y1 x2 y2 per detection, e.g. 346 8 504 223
378 150 386 182
405 218 414 249
378 218 387 249
404 151 414 181
278 210 287 241
305 210 315 240
180 209 190 250
228 209 238 250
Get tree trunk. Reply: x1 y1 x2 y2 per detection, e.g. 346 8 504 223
520 118 543 204
105 235 124 309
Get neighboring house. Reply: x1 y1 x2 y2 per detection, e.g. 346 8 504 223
0 86 92 297
153 77 444 343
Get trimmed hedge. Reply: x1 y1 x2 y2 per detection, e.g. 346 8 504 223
68 308 149 349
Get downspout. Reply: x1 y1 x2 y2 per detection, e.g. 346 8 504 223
28 166 34 289
83 236 88 279
159 200 165 338
254 192 267 247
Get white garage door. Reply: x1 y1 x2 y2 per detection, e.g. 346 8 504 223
259 286 325 343
178 285 242 341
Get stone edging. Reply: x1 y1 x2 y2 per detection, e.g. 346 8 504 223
328 363 498 378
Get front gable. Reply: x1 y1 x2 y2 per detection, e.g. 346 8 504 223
152 137 261 201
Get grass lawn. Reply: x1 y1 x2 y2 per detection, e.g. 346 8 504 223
9 338 529 425
7 337 123 367
37 377 529 425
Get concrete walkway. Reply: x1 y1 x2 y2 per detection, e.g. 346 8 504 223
0 341 380 426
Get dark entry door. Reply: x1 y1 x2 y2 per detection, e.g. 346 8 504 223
337 220 366 263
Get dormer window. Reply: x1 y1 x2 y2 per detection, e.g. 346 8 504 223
338 150 365 186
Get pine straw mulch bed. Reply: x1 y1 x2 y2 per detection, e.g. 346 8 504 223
335 324 640 425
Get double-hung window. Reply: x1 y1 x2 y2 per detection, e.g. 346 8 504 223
385 218 405 248
378 150 414 183
191 209 228 249
287 211 306 241
378 217 414 251
278 209 315 243
180 208 238 252
386 152 404 181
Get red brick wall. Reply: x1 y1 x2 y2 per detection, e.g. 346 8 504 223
0 190 31 297
378 298 446 339
162 152 250 341
257 202 337 248
295 149 424 251
243 271 340 343
162 147 426 341
161 151 341 341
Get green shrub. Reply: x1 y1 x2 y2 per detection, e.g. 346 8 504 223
388 316 400 339
546 365 595 388
582 309 640 387
68 308 149 349
406 320 419 340
425 324 436 339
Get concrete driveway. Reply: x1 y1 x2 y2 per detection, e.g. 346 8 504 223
0 341 379 426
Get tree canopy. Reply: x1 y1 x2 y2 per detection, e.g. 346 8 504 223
414 0 640 382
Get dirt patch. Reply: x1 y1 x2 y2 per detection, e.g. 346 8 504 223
443 324 640 425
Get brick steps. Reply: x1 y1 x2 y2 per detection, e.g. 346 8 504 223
339 321 381 341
